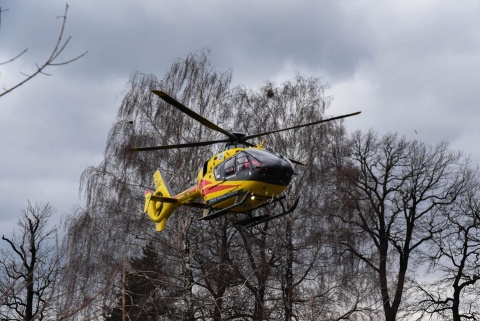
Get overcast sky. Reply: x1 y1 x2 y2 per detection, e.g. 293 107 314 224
1 0 480 237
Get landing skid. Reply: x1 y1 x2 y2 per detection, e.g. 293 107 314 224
235 196 300 228
199 189 300 228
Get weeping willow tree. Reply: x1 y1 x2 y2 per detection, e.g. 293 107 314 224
61 51 235 318
61 51 367 320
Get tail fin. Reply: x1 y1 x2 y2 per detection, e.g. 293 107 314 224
144 169 178 232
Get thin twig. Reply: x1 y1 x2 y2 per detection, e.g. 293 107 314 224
0 4 88 98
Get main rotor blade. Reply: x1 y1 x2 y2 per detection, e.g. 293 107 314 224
289 158 305 166
243 111 361 141
152 90 238 141
130 139 229 152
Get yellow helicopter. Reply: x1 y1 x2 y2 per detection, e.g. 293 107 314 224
131 90 361 232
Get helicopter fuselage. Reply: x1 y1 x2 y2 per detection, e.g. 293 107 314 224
144 145 294 231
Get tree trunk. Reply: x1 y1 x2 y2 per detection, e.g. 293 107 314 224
283 219 294 321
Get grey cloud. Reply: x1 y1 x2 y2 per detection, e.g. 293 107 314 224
2 0 480 236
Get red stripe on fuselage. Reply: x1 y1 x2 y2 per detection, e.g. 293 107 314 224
199 179 239 197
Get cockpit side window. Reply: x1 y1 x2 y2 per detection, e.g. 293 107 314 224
214 162 224 179
236 155 250 172
224 157 236 176
213 152 264 180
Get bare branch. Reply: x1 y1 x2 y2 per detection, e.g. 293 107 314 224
0 48 29 66
0 4 87 98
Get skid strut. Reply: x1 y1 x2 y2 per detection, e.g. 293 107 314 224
235 196 300 227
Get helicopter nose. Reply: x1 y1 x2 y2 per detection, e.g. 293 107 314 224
257 156 294 186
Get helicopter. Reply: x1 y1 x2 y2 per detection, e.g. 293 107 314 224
131 90 361 232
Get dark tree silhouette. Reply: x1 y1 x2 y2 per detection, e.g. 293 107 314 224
411 170 480 321
0 202 61 321
333 131 471 321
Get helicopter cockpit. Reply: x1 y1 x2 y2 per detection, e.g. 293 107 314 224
214 149 294 186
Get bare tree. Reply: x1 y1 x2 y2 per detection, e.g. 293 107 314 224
410 168 480 321
333 130 470 321
0 4 87 98
0 201 61 321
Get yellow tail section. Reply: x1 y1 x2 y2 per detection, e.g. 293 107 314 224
144 169 178 232
144 169 202 232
